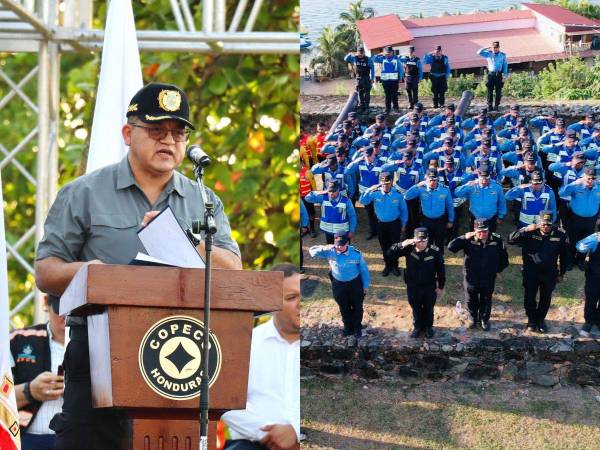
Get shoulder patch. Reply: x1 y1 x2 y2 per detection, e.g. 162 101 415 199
492 232 501 238
430 244 439 251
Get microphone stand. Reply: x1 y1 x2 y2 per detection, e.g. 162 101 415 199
193 163 217 450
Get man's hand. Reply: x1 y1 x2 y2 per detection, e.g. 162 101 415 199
141 210 161 227
468 180 477 186
29 371 64 402
401 238 414 247
446 222 453 229
259 424 298 450
465 231 476 239
524 223 538 232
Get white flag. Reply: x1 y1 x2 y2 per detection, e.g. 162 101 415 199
0 171 20 450
86 0 143 174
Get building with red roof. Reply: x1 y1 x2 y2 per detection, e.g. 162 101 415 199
356 3 600 73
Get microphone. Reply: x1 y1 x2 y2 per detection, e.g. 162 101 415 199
186 145 211 168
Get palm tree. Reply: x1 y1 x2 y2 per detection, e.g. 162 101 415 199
310 26 347 78
337 0 375 48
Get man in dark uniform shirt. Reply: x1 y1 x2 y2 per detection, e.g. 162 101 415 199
448 219 509 330
34 83 242 449
387 228 445 338
508 210 569 333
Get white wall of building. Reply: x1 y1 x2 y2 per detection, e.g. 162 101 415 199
406 18 537 38
530 11 565 45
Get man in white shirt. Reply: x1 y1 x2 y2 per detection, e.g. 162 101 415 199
222 263 300 450
10 294 66 450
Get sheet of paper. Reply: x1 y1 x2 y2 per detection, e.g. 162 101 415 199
137 206 205 268
132 252 172 266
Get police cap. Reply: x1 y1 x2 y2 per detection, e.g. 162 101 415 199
446 104 456 112
334 232 350 245
585 111 597 120
379 171 393 183
127 82 194 129
376 113 386 121
524 151 536 162
492 41 500 48
435 45 442 51
482 139 492 147
443 137 453 146
409 46 416 53
402 150 414 158
478 165 491 178
530 170 543 184
539 210 553 225
343 119 352 128
334 146 347 156
516 117 526 127
364 145 375 156
426 168 438 179
584 167 597 178
415 102 424 112
326 154 337 164
327 179 340 191
444 155 455 165
410 112 420 121
566 129 577 139
357 45 365 52
446 127 457 136
510 103 519 111
348 111 357 119
474 218 489 231
384 45 393 53
414 227 429 241
572 151 586 161
407 137 418 147
556 117 565 126
478 117 487 125
337 134 348 142
522 140 533 150
481 107 488 115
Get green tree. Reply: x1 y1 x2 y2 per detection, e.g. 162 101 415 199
1 0 299 327
337 0 375 48
310 26 347 77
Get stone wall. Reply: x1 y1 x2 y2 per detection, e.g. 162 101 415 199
300 95 600 131
301 326 600 387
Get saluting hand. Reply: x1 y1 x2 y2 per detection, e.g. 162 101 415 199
401 238 415 247
465 231 476 239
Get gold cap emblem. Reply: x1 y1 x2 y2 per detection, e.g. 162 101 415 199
158 90 181 112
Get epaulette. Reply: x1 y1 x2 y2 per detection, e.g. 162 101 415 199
430 244 439 251
492 232 501 239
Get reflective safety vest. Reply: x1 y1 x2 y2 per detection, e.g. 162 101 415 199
558 167 584 201
380 57 401 81
439 169 465 207
520 186 552 225
320 197 351 234
357 162 384 193
394 162 422 193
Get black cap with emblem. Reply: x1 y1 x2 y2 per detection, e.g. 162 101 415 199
414 227 428 241
426 168 438 179
334 231 350 245
530 170 543 184
539 210 553 225
474 218 489 231
379 171 393 184
127 82 194 129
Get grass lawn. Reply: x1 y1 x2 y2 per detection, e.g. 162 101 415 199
302 378 600 450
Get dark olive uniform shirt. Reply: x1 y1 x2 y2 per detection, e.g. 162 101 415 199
36 156 240 265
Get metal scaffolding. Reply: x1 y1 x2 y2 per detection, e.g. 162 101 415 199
0 0 298 324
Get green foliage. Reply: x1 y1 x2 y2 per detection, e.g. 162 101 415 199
533 57 600 99
447 73 478 97
1 0 298 326
541 0 600 19
502 71 537 99
336 0 375 48
310 26 348 77
311 0 376 77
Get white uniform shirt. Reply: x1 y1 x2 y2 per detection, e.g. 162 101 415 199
221 318 300 442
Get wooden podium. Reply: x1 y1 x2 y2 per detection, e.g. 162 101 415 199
60 264 283 450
